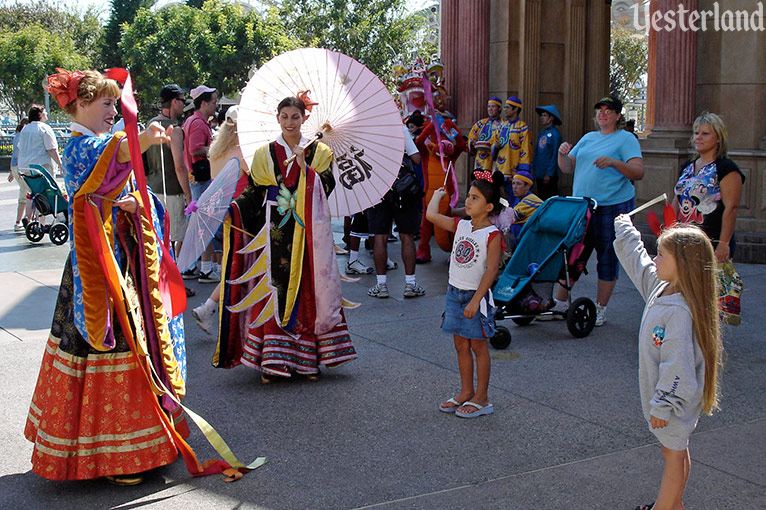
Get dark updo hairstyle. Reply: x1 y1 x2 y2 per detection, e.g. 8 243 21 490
277 96 306 116
28 104 45 122
469 170 506 216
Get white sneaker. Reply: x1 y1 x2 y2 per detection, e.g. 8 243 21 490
192 304 217 334
595 303 606 327
367 283 389 298
346 259 374 275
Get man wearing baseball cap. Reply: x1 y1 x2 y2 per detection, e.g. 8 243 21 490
146 85 192 253
182 85 219 283
467 97 504 171
491 96 532 196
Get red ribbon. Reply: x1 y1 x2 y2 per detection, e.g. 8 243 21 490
104 68 186 317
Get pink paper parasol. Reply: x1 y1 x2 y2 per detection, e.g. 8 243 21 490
237 48 405 217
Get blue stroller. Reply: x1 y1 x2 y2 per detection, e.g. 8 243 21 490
18 164 69 246
490 196 598 349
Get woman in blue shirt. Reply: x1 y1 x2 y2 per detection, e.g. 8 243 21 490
553 95 644 327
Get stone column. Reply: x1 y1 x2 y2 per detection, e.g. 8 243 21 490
456 0 490 125
649 0 697 143
583 0 611 133
521 0 541 115
644 0 658 132
564 0 587 144
440 0 460 116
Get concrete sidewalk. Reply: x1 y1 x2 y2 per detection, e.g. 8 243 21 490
0 190 764 509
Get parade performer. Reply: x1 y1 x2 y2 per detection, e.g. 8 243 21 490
414 115 466 262
427 172 506 418
614 215 722 510
213 96 357 382
467 97 504 171
491 96 533 195
24 69 189 484
508 170 543 241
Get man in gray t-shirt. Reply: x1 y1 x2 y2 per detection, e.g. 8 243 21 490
144 84 192 253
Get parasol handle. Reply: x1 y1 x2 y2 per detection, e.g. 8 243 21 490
283 131 325 167
627 192 668 217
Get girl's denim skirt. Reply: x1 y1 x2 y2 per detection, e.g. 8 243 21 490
442 284 496 339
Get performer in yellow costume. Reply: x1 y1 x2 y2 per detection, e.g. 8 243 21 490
491 96 533 195
467 97 504 171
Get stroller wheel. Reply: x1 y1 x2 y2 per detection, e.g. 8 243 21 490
511 316 535 326
566 297 596 338
25 221 45 243
50 223 69 246
490 326 512 350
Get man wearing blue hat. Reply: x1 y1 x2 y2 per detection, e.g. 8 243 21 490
467 97 504 171
491 96 532 196
532 105 563 200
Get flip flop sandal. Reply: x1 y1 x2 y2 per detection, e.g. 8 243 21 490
386 260 398 270
438 397 464 413
634 504 655 510
456 401 494 418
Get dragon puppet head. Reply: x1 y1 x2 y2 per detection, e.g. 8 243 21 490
395 56 451 120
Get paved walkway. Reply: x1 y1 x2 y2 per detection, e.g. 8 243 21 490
1 172 764 509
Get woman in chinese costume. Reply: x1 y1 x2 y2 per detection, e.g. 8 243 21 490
24 69 188 484
214 96 356 382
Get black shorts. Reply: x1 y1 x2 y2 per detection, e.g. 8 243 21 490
366 195 421 235
349 211 369 237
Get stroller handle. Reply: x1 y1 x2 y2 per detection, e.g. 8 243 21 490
567 196 598 211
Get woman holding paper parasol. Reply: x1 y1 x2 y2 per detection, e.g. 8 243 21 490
213 95 357 382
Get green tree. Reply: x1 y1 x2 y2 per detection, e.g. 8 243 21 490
0 25 89 121
100 0 157 69
276 0 434 86
610 23 647 101
119 1 292 118
0 0 103 63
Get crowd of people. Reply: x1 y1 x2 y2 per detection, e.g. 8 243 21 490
7 64 743 510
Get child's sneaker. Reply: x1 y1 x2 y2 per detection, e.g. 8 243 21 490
367 283 389 298
192 304 217 334
346 260 373 275
403 282 425 298
595 303 607 327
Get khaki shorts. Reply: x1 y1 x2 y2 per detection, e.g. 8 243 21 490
158 193 187 243
10 166 31 204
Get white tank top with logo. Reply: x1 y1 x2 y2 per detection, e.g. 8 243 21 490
449 218 501 291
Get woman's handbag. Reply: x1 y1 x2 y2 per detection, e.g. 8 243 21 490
716 259 742 326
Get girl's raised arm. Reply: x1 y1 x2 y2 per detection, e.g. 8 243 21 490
426 187 457 233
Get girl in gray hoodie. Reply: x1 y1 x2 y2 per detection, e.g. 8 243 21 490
613 214 722 510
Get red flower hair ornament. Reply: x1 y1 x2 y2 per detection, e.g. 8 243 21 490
46 68 85 109
296 90 318 116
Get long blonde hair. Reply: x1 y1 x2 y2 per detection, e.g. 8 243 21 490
658 225 722 414
209 117 237 162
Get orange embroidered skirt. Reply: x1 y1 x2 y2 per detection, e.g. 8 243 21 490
24 260 184 480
